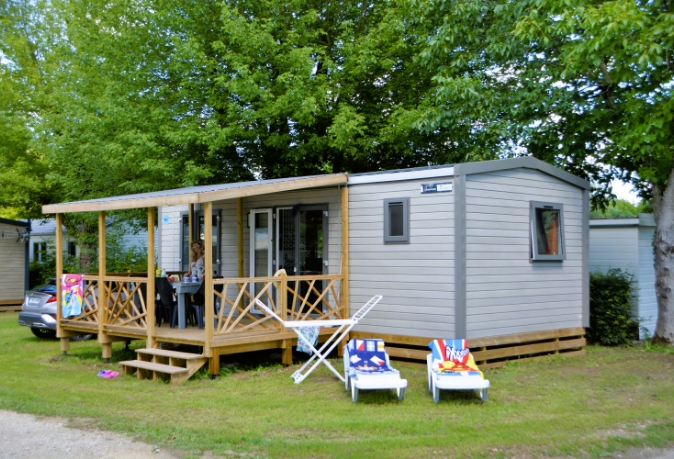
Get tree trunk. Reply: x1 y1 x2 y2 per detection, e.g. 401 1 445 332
651 166 674 345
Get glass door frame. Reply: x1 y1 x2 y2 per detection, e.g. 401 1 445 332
275 204 329 276
249 208 273 311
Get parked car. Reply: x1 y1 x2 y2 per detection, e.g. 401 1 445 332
18 279 95 341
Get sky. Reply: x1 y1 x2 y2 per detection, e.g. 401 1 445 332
612 179 639 203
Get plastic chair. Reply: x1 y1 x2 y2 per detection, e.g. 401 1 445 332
343 339 407 402
155 277 177 327
427 339 490 403
255 295 382 384
190 281 206 329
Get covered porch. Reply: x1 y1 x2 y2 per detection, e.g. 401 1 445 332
43 174 350 382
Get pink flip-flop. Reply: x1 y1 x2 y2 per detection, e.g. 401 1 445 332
103 370 119 379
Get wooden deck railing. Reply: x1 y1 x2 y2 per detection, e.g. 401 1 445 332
60 273 344 339
63 275 149 331
212 273 345 337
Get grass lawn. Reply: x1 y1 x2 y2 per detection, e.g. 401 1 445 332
1 311 673 459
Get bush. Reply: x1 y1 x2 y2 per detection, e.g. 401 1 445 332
588 268 639 345
29 238 150 288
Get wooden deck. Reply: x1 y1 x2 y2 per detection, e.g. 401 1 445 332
58 271 347 377
0 299 23 312
351 327 586 369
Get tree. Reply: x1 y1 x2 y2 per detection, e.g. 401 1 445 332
1 1 474 236
415 0 674 343
589 199 651 219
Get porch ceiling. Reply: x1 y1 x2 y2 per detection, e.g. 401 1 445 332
42 174 348 214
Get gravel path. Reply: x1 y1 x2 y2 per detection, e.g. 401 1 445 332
0 410 182 459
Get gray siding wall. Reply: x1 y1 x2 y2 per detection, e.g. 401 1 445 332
347 177 455 337
0 222 26 301
158 205 187 272
589 226 638 274
638 227 657 337
464 169 585 338
588 223 657 338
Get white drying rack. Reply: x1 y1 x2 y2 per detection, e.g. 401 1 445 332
255 295 382 384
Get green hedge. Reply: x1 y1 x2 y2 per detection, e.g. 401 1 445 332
588 268 639 345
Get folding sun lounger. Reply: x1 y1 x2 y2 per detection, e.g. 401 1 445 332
427 339 490 403
255 295 382 384
343 339 408 402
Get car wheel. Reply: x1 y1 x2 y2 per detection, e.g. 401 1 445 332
70 333 96 342
31 328 57 339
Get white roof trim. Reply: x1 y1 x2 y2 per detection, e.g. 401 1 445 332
590 213 655 228
348 166 454 185
590 218 639 227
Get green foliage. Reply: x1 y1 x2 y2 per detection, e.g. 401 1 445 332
29 229 149 288
590 199 644 219
415 0 674 204
588 269 639 346
0 0 470 223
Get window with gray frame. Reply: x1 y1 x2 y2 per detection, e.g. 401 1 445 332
530 201 565 261
384 197 409 243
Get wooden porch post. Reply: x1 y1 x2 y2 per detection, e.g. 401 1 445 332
146 207 156 348
237 198 243 277
55 213 68 354
98 211 112 361
341 186 350 317
340 186 350 355
204 201 214 358
280 270 292 365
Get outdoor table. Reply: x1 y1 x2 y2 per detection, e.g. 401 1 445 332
171 281 202 329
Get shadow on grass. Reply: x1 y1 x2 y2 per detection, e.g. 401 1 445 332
433 389 486 405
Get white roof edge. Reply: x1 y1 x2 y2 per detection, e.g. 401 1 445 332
347 166 454 185
590 213 655 228
590 218 639 227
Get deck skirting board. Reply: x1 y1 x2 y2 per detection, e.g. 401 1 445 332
350 327 586 369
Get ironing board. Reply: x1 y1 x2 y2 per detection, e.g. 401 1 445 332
255 295 382 384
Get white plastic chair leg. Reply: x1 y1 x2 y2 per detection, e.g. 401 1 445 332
291 325 348 384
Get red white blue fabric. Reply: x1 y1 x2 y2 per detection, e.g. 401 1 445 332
346 339 395 373
428 339 483 377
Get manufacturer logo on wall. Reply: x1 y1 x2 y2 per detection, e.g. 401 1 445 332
421 182 453 194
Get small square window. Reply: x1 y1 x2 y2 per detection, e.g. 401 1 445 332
530 201 565 261
384 198 409 243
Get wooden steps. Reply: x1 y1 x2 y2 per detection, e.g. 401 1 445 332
120 348 207 385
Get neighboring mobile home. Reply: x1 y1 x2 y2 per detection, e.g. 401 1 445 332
0 218 30 310
589 214 657 338
43 157 589 382
29 218 152 264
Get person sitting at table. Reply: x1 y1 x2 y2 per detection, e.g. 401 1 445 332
185 240 205 281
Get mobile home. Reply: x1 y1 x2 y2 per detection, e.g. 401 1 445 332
589 214 656 338
43 157 589 381
0 218 29 310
